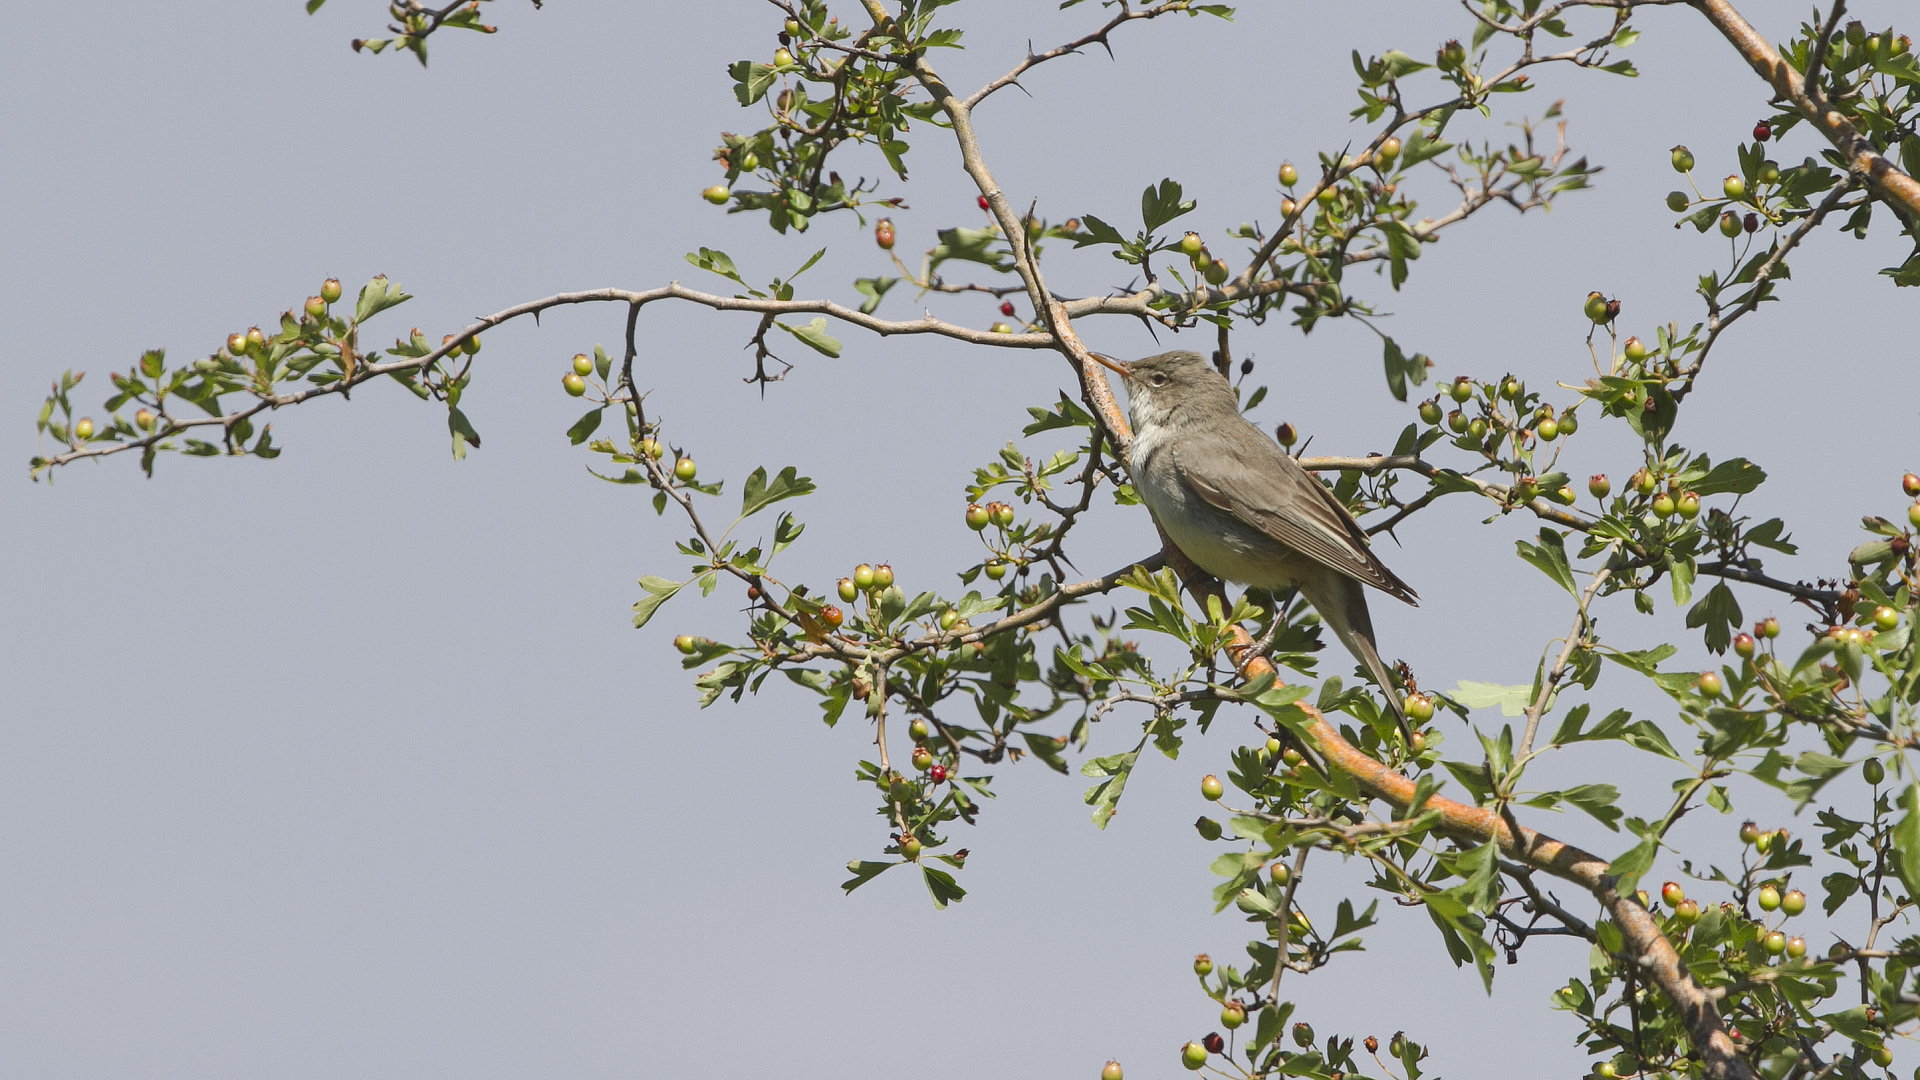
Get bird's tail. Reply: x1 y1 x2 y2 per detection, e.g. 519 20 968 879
1302 574 1409 738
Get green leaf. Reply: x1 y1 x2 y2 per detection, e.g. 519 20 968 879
353 274 411 323
1140 178 1195 233
447 405 481 458
739 465 816 519
729 60 779 106
1894 782 1920 903
632 575 686 629
566 407 605 446
1070 214 1127 249
853 276 899 315
921 865 967 909
841 860 893 894
1608 833 1659 890
1515 528 1579 596
686 247 747 287
777 317 842 358
1081 737 1145 829
1451 680 1532 717
1690 456 1766 496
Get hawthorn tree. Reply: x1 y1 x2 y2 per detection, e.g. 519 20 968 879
27 2 1920 1079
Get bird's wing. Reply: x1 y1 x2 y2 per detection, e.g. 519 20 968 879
1170 424 1419 606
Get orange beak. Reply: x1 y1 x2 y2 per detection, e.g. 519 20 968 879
1088 352 1129 377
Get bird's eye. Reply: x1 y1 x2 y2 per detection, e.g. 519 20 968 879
1150 374 1169 387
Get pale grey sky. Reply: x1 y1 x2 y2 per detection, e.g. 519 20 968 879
4 3 1916 1078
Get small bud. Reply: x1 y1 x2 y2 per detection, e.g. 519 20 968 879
1275 422 1296 447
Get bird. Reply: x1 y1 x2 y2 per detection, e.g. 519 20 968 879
1091 349 1418 732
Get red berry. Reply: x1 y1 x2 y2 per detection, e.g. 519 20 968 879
978 195 991 210
1661 881 1685 906
1202 1033 1225 1054
1753 122 1771 142
874 218 895 250
929 764 948 783
1902 472 1920 497
999 301 1015 317
820 604 844 628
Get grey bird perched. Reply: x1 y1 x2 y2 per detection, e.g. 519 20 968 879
1091 349 1419 731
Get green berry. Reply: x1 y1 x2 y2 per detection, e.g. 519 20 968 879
304 295 326 318
1500 374 1524 400
1662 881 1685 906
1405 692 1435 722
939 608 959 631
674 457 697 481
1674 898 1700 924
899 834 921 859
1179 231 1204 256
1757 884 1780 911
1536 417 1559 441
1719 211 1742 237
1195 816 1222 841
1292 1022 1314 1048
1583 292 1610 324
1759 160 1780 185
562 372 587 396
1864 758 1886 786
1781 889 1805 915
1758 616 1780 639
321 278 343 303
1449 377 1474 402
965 503 990 530
1623 336 1648 362
837 577 858 602
1666 191 1690 212
872 564 894 588
1589 474 1611 499
1733 632 1756 658
1103 1061 1124 1080
1909 501 1920 528
638 438 664 460
1873 606 1898 630
572 353 593 377
1200 774 1224 801
990 322 1014 334
1417 399 1442 425
1377 136 1401 165
1447 409 1468 433
853 564 876 589
1740 820 1760 844
1676 491 1701 519
1671 145 1695 172
73 417 95 440
983 560 1008 581
1723 175 1746 201
1193 953 1213 976
702 184 730 205
1278 162 1298 187
773 47 793 66
911 746 933 772
135 408 156 432
1557 411 1578 435
1181 1042 1208 1070
1763 930 1786 955
674 634 698 655
989 502 1016 528
1697 670 1723 698
1652 492 1676 519
1902 472 1920 497
1270 861 1291 886
1220 1002 1246 1029
1203 260 1228 286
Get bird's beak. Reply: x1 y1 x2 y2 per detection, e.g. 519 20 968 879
1087 352 1129 377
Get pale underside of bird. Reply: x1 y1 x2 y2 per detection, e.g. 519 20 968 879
1095 349 1418 729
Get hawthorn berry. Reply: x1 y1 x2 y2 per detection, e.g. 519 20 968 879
1195 816 1222 840
1292 1022 1314 1047
1405 692 1435 722
874 218 895 250
1662 881 1685 906
1584 292 1610 324
1781 889 1806 915
1753 121 1771 142
1873 606 1898 630
1652 492 1677 519
1315 187 1338 207
853 564 876 589
911 746 933 772
702 185 730 205
1558 411 1578 435
572 354 594 377
1200 774 1224 801
673 635 698 655
930 764 948 783
321 278 343 303
1755 830 1774 854
1179 231 1204 256
1365 1036 1379 1054
1181 1042 1208 1070
1666 191 1690 212
135 408 156 432
246 326 266 350
1623 336 1648 362
1281 747 1303 768
1103 1061 1124 1080
639 438 664 460
304 295 326 318
990 322 1013 335
1723 174 1746 201
773 47 793 66
999 301 1016 317
1280 197 1299 217
1447 410 1468 433
1270 862 1291 886
1589 474 1611 499
1903 472 1920 497
674 457 697 481
1449 376 1474 402
989 502 1016 528
908 718 929 743
1221 1002 1246 1029
1673 898 1700 924
1278 162 1299 186
1743 212 1760 234
1377 136 1402 164
983 560 1008 581
899 834 921 859
1910 501 1920 528
1537 417 1560 441
1740 820 1760 844
1672 145 1695 172
978 195 991 210
73 417 95 440
1467 418 1488 441
1864 758 1886 786
1676 491 1701 519
820 605 844 629
965 503 990 530
939 608 960 631
1697 670 1723 698
1193 953 1213 976
1758 160 1780 185
562 372 587 397
1203 260 1228 286
1202 1033 1226 1054
1757 884 1781 911
1275 422 1296 447
1719 211 1742 237
1417 399 1442 426
1757 616 1780 639
785 18 801 34
1632 468 1658 495
1500 374 1524 400
1785 936 1807 959
1733 633 1756 658
1762 930 1786 955
872 564 894 588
